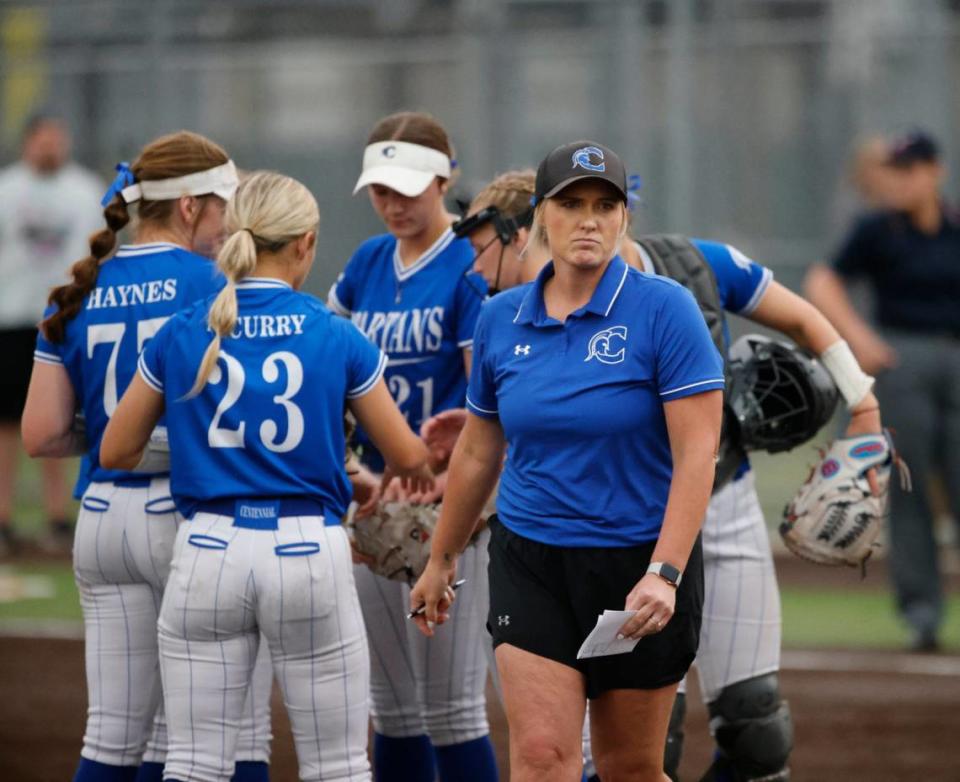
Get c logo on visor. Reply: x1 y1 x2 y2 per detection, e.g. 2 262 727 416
572 146 606 173
382 145 397 158
585 326 628 365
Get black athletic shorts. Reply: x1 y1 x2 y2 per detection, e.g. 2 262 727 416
487 515 703 699
0 327 39 422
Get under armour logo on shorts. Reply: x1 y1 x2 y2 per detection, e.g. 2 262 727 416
514 344 530 356
498 615 510 626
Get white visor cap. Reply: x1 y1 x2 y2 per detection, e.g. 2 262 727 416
121 160 239 204
353 141 451 197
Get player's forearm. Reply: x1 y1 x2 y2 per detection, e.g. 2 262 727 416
429 428 503 567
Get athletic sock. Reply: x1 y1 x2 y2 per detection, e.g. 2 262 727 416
133 761 163 782
373 733 436 782
73 758 139 782
231 761 270 781
434 735 498 782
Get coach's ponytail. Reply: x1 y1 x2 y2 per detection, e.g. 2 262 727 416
187 171 320 397
41 130 229 343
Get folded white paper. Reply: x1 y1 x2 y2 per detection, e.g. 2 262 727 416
576 609 640 659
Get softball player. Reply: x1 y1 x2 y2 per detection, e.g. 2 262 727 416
21 131 271 782
101 171 432 782
328 112 496 782
441 168 883 781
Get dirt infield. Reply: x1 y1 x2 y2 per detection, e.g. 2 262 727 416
1 637 958 781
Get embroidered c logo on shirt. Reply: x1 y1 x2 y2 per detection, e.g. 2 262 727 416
585 326 628 365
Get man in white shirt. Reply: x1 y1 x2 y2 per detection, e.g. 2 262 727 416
0 114 104 555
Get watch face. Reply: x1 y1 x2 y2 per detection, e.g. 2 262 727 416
660 563 681 584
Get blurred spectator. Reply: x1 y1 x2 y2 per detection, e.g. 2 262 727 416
805 130 959 653
830 135 898 243
0 114 104 555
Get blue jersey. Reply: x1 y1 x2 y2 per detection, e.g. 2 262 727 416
139 278 386 519
637 238 773 482
34 242 224 485
328 228 486 470
467 256 725 547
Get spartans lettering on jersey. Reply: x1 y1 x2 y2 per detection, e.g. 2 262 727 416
350 307 445 354
86 278 178 309
218 313 307 339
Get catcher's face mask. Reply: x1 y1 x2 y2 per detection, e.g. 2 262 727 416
453 205 533 296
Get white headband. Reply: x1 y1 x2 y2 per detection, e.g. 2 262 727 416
121 160 239 204
353 141 452 197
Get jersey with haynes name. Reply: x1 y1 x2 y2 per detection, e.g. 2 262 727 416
328 228 485 470
468 256 725 547
636 238 773 481
139 279 386 519
34 243 224 485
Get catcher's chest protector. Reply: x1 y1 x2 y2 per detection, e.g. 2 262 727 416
636 234 743 490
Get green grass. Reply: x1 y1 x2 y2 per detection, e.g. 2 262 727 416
2 560 958 652
781 586 960 650
0 562 81 622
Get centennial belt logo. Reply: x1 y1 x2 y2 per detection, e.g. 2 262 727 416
571 145 606 173
585 326 628 365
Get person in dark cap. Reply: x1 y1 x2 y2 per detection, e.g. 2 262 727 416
410 140 724 780
805 129 959 653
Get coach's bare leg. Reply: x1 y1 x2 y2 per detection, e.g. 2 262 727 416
496 644 585 782
590 683 678 782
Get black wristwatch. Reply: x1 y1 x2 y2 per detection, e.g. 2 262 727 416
646 561 682 587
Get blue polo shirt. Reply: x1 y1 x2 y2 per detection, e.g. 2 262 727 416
467 256 725 547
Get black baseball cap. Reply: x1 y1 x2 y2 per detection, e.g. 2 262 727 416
534 140 628 204
888 131 940 167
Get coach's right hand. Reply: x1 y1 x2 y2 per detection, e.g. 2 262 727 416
410 560 457 637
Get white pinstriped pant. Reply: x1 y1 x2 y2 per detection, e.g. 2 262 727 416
354 527 492 747
683 469 781 702
158 514 370 782
74 479 273 769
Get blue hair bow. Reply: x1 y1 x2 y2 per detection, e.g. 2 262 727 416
100 162 136 207
627 174 643 213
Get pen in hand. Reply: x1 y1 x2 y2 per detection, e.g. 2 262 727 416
407 578 467 619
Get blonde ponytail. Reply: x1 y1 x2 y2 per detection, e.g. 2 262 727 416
186 171 319 397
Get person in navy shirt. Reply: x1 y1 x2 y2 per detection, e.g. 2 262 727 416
101 172 432 782
411 141 724 781
806 130 958 654
329 112 497 782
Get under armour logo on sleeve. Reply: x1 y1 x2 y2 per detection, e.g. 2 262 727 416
514 344 531 356
498 615 510 626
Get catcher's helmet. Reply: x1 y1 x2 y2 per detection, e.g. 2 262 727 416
728 334 839 454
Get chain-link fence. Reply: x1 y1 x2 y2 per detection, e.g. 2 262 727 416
1 0 957 294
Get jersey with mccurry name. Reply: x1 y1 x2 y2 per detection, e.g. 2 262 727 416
139 278 386 519
467 256 725 548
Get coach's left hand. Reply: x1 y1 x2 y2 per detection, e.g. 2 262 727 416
618 573 676 640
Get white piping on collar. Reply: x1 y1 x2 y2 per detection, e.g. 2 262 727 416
115 242 185 258
603 261 630 317
393 228 455 282
236 277 292 290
